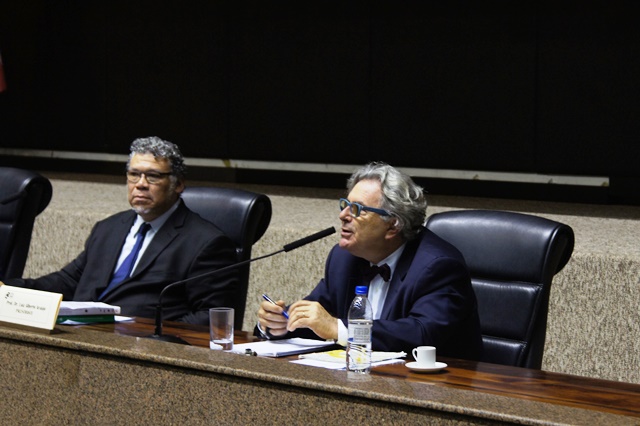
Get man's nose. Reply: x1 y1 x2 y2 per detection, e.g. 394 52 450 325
339 208 351 221
136 173 149 186
135 176 150 188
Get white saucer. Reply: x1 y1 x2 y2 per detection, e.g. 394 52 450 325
405 361 448 373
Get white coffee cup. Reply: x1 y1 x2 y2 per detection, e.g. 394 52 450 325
412 346 436 367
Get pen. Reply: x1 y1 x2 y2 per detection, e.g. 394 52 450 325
262 293 289 319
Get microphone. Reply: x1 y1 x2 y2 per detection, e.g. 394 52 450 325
0 190 26 205
283 226 336 252
149 226 336 344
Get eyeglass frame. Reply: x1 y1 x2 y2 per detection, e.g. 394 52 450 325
339 198 391 218
126 170 173 185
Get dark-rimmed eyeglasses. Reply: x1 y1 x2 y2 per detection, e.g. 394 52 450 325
339 198 391 218
126 170 172 185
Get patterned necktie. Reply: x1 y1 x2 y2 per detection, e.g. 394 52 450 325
100 223 151 299
363 263 391 283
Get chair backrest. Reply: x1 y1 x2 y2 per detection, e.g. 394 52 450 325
181 186 272 329
425 210 574 369
0 167 53 280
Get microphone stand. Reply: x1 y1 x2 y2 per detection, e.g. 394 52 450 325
149 251 283 344
147 226 336 344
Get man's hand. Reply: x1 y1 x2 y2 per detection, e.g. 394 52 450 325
286 300 338 341
257 299 289 337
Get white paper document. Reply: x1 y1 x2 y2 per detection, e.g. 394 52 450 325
58 301 121 316
291 349 407 370
291 357 406 370
299 349 406 363
230 338 335 357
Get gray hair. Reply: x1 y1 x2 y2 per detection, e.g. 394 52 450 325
127 136 186 180
346 162 427 240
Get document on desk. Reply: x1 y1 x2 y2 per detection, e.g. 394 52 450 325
231 338 335 357
292 349 407 370
58 301 121 316
57 315 134 325
56 301 126 324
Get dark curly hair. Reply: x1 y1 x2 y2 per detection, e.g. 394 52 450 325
127 136 186 180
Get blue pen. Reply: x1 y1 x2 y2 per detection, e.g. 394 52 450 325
262 293 289 319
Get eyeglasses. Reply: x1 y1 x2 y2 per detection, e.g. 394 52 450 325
126 170 172 184
339 198 391 218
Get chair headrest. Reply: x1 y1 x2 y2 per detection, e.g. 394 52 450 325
426 210 575 282
181 186 272 249
0 167 53 216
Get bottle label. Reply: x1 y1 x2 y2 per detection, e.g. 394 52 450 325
349 323 372 344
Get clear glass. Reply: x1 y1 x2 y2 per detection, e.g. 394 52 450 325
209 307 234 350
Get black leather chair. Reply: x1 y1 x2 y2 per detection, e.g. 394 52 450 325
181 187 272 329
425 210 574 369
0 167 53 280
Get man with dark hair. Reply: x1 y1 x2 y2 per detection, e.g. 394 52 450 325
3 137 237 324
258 162 483 360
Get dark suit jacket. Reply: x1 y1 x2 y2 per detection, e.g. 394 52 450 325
291 227 483 360
5 201 238 325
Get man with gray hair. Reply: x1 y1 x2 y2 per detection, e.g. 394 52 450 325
4 137 237 325
258 162 483 360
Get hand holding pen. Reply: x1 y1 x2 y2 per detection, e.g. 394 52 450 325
262 293 289 319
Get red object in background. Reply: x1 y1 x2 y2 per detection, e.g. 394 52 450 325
0 51 6 92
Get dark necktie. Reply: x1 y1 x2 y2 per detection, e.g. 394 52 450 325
363 263 391 283
100 223 151 299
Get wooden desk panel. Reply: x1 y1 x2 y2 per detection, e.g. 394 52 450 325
1 318 639 425
375 361 640 419
89 318 640 420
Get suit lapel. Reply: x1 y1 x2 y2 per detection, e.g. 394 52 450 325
379 235 421 320
102 213 137 285
91 212 136 299
341 258 368 318
129 202 187 278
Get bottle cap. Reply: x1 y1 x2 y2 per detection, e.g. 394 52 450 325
355 285 368 295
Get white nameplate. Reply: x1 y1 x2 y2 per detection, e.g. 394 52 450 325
0 283 62 330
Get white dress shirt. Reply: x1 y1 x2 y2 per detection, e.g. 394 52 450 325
336 243 407 346
112 201 180 275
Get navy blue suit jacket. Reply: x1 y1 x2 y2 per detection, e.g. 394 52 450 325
300 227 483 360
5 201 238 325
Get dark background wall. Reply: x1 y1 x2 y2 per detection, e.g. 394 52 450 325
1 1 639 204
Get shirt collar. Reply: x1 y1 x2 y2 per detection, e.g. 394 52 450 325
371 243 406 281
132 199 181 232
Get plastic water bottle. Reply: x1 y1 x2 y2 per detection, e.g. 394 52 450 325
347 285 373 373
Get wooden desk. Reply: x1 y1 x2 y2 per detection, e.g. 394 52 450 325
1 318 639 425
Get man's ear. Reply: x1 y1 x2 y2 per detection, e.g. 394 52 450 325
175 179 186 194
385 219 401 239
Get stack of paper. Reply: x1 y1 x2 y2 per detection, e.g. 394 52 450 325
293 350 407 370
230 338 335 357
299 349 406 363
57 301 121 324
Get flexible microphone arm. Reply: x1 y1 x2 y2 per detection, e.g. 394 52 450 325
151 226 336 342
283 227 336 252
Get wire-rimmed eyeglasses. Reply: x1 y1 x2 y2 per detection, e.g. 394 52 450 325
339 198 391 218
126 170 172 185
